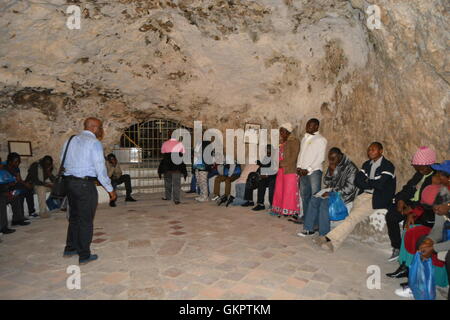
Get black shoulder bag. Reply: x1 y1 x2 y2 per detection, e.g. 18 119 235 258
50 135 75 199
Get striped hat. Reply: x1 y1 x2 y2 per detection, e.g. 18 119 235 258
411 146 436 165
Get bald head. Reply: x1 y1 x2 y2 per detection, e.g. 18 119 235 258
84 117 103 139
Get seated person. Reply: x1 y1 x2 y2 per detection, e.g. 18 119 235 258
229 163 259 207
298 147 359 237
106 154 136 207
3 153 31 226
212 157 241 206
25 156 55 218
316 142 396 252
0 166 28 233
394 180 449 299
251 144 277 211
385 146 436 261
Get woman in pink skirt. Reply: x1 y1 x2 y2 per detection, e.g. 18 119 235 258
271 123 301 217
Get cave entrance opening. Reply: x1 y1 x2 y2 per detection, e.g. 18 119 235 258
112 119 193 195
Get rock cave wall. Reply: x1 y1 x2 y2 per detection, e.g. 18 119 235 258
0 0 448 185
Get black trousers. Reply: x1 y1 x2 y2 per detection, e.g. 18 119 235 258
16 187 35 213
0 195 25 230
386 203 406 249
112 174 132 196
256 177 276 205
64 179 98 259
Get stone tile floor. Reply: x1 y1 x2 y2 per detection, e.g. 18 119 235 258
0 193 447 300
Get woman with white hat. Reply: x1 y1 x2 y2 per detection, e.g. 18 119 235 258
271 123 301 217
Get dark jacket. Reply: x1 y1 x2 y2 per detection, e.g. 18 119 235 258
392 170 435 227
355 157 396 209
323 154 359 204
158 152 187 177
25 160 56 186
395 171 435 205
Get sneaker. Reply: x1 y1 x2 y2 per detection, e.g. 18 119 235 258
388 248 400 262
211 195 220 201
79 254 98 265
225 196 235 207
297 230 316 237
29 213 39 218
217 196 228 206
252 204 266 211
386 264 408 278
195 196 208 202
395 286 413 299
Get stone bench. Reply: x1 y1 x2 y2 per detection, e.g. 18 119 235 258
208 175 270 205
5 186 111 224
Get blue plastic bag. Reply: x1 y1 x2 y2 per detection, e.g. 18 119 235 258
409 252 436 300
0 169 16 184
46 197 62 211
328 191 348 221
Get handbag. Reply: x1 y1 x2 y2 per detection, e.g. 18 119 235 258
50 135 75 199
409 252 436 300
328 191 349 221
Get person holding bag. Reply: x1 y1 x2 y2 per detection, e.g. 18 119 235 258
298 147 358 237
61 117 116 265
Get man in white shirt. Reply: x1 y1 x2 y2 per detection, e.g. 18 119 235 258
296 118 327 224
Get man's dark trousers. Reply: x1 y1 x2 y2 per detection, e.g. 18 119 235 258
386 203 406 250
112 174 132 197
0 195 24 230
256 176 276 205
64 178 98 260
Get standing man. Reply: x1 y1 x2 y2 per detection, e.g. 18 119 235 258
62 117 117 265
106 153 137 207
295 118 327 224
158 129 187 205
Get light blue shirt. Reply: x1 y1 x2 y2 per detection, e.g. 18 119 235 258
61 130 113 192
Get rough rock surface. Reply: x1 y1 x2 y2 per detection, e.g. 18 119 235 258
0 0 449 185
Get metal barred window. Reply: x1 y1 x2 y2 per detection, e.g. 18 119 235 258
112 119 193 195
